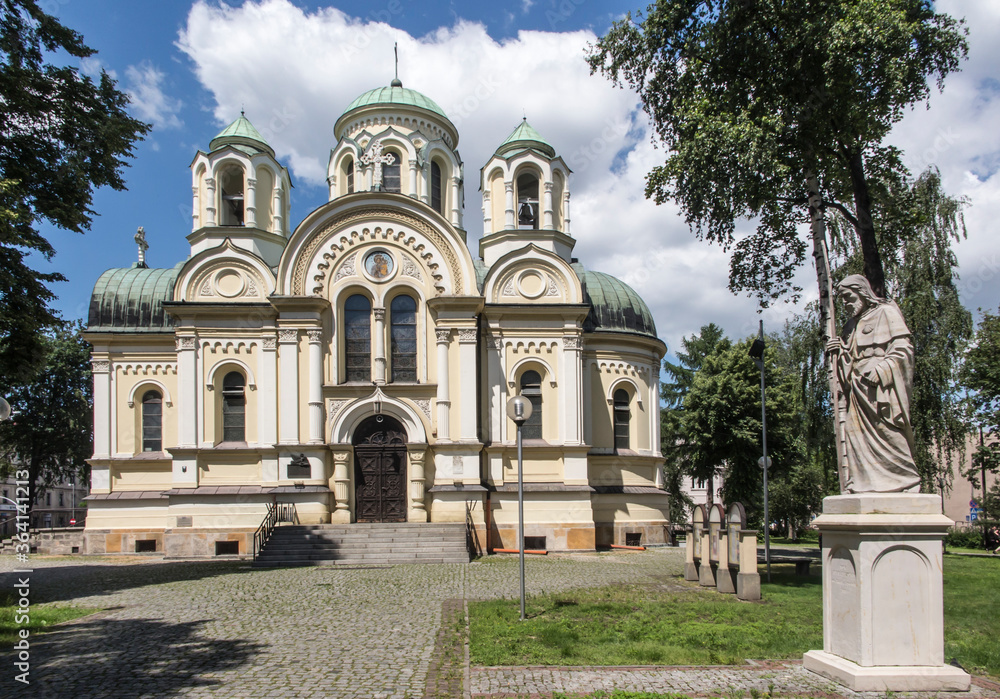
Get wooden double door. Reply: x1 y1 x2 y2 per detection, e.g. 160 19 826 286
353 415 407 523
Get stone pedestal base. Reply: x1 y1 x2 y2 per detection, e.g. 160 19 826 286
803 494 970 692
804 651 970 692
684 562 698 581
736 571 760 601
716 566 736 594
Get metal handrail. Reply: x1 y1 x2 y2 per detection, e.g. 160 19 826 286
252 501 299 561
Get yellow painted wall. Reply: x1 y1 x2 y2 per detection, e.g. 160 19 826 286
203 344 259 445
112 461 172 490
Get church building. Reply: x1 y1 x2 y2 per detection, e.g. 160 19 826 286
83 77 668 557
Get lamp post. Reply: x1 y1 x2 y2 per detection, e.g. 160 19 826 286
505 394 533 621
748 320 770 583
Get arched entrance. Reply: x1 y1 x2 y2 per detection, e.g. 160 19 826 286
353 415 408 522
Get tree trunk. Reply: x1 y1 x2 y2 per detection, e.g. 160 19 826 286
848 150 887 298
806 174 848 492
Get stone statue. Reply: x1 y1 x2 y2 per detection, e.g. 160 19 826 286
826 274 920 493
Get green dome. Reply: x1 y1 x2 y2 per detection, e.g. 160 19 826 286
496 118 555 158
578 270 658 339
209 114 274 156
343 84 449 121
88 264 182 332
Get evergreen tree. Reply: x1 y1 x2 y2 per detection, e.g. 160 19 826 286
0 1 149 383
0 322 93 510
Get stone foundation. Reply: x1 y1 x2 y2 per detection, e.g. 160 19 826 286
83 528 253 558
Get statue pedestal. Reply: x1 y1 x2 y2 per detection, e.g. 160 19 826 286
803 494 970 692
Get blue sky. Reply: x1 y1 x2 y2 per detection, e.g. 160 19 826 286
36 0 1000 351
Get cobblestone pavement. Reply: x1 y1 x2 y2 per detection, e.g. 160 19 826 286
1 550 997 698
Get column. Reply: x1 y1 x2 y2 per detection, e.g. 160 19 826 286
543 182 554 230
563 191 571 235
373 308 386 385
329 448 351 523
258 335 278 446
450 176 461 228
504 182 515 230
204 177 217 226
245 177 257 228
408 159 418 199
91 358 111 458
326 174 336 200
272 186 284 236
277 328 299 444
408 446 428 521
176 336 197 447
307 330 324 444
482 189 492 234
191 186 200 231
562 335 583 445
435 328 451 441
486 335 504 443
582 359 593 445
420 162 430 205
457 328 478 441
650 364 659 455
259 335 278 482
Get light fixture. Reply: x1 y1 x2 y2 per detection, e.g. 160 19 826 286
0 397 9 421
505 394 533 621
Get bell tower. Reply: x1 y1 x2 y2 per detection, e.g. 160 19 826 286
189 113 293 267
479 119 573 266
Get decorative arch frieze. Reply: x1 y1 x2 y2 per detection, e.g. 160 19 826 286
115 362 177 376
175 238 276 302
291 208 463 296
127 379 174 408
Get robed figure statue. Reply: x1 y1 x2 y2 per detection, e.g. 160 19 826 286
826 274 920 493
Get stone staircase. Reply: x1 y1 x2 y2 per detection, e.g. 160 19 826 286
252 522 470 567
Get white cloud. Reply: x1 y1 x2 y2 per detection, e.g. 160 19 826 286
125 62 184 130
176 0 996 353
522 0 535 13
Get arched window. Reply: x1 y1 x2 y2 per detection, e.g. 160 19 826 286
382 150 401 193
516 173 539 229
222 371 246 442
390 294 417 382
431 161 443 213
219 166 245 226
345 294 372 382
345 157 355 194
141 390 162 452
520 370 543 440
613 389 631 451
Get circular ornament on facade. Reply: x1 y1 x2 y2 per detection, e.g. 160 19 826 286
214 269 246 298
516 270 546 299
363 249 396 283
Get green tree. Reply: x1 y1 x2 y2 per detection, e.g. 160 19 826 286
679 337 801 524
0 1 149 383
962 307 1000 516
661 323 728 518
0 322 93 510
587 0 967 303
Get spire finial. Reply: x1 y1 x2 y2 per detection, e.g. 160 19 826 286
391 42 402 87
134 226 149 268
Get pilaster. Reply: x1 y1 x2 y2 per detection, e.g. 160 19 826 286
277 328 299 444
408 446 428 521
329 447 352 523
307 329 324 443
373 307 386 385
435 328 451 441
457 328 477 441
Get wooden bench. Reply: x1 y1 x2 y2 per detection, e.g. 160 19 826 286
758 555 814 576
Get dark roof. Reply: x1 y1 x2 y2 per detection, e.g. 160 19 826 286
578 269 658 339
88 264 182 332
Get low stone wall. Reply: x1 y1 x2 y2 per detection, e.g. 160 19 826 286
83 528 254 558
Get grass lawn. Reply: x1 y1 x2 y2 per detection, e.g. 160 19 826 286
0 592 100 647
470 557 1000 679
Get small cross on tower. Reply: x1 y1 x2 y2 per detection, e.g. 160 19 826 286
361 139 395 191
134 226 149 268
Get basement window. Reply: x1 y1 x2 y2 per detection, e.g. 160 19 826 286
625 533 642 547
524 536 546 551
135 540 157 553
215 540 239 556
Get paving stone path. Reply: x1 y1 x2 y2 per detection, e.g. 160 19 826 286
1 550 997 698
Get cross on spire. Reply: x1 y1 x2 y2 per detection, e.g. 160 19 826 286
361 139 395 190
134 226 149 268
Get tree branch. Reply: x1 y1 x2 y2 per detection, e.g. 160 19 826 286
822 200 860 230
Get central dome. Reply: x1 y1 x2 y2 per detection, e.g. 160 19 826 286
343 83 449 121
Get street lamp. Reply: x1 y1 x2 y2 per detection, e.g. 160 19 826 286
748 320 771 583
505 394 533 621
0 397 10 422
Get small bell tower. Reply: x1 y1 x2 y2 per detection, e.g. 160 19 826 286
479 119 573 266
189 113 293 267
